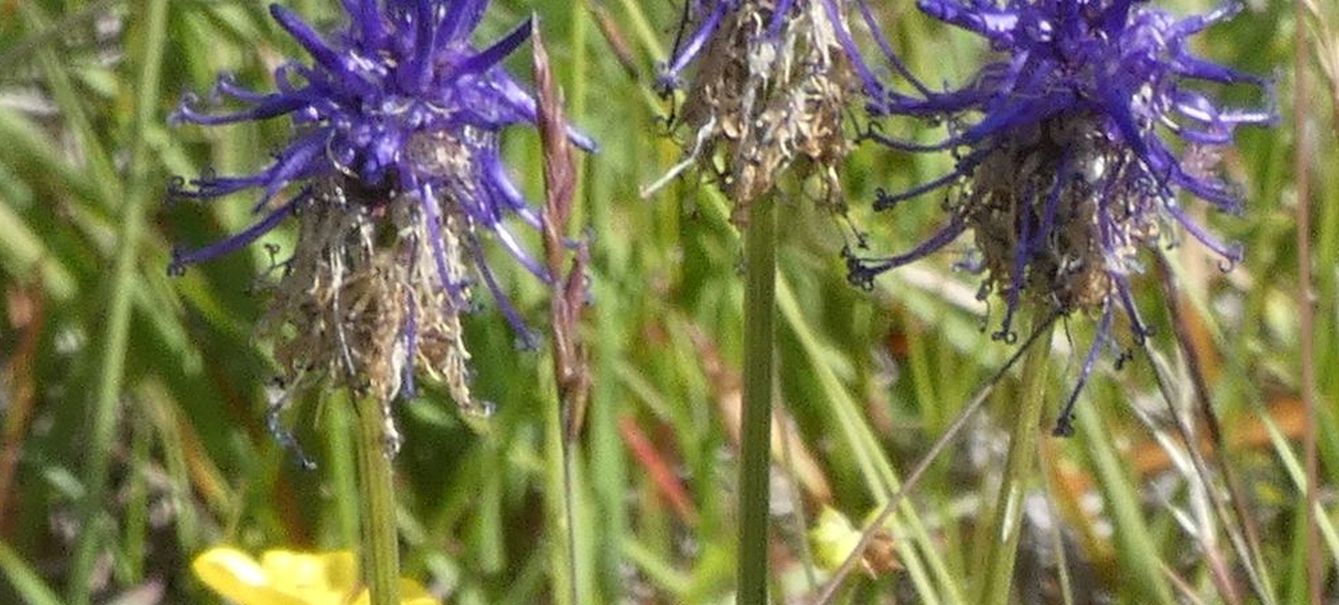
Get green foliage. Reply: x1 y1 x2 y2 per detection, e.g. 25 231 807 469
0 0 1334 603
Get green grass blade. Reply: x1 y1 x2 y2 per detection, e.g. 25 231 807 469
67 0 170 601
776 275 956 605
16 2 122 210
977 317 1053 605
0 198 77 301
0 541 65 605
1075 400 1177 604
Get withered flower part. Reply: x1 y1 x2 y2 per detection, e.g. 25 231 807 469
832 0 1273 434
168 0 594 453
645 0 857 220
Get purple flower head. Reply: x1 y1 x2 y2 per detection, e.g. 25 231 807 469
169 0 594 431
646 0 856 218
832 0 1273 434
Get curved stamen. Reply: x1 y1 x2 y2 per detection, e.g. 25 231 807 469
467 239 539 350
1164 201 1243 265
872 146 994 210
916 0 1019 42
1172 51 1267 86
1053 300 1112 437
169 189 309 274
269 5 375 96
820 0 887 96
414 180 471 308
483 153 543 229
862 127 965 153
845 218 967 289
659 0 729 90
1168 2 1242 38
452 18 533 79
492 223 552 283
171 90 311 126
856 0 934 96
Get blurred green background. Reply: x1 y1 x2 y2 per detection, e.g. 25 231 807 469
0 0 1336 603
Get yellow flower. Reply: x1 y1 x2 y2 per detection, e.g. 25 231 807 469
192 547 440 605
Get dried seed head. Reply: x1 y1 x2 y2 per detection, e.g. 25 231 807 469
259 176 475 411
649 0 857 220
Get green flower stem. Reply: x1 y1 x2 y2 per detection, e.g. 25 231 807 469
355 399 401 605
328 398 360 549
738 194 778 605
978 316 1054 605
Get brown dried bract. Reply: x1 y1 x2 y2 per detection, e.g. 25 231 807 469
668 0 856 222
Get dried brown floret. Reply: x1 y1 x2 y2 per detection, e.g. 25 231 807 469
964 117 1160 325
649 0 857 222
258 175 480 453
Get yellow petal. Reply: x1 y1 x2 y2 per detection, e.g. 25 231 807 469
196 547 440 605
347 580 441 605
260 550 359 596
192 547 309 605
397 578 441 605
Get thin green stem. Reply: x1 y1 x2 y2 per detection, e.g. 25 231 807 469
0 541 63 605
328 399 360 549
614 0 666 62
1292 1 1322 600
1039 452 1075 605
545 372 578 605
355 399 401 605
68 0 168 601
978 316 1054 605
1151 253 1277 604
737 195 777 605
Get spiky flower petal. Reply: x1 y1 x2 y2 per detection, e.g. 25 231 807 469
833 0 1273 434
169 0 593 443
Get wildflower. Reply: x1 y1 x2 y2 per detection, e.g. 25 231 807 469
192 546 439 605
168 1 594 448
646 0 856 220
833 0 1273 434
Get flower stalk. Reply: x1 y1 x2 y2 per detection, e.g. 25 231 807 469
738 193 778 605
978 315 1053 605
355 398 400 605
